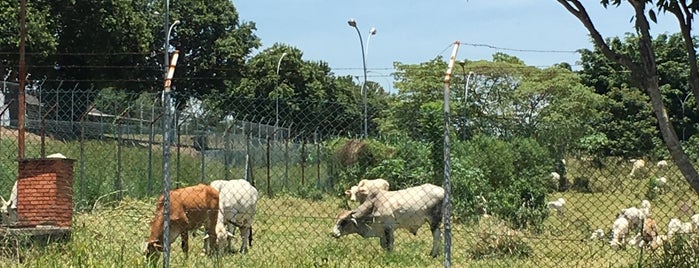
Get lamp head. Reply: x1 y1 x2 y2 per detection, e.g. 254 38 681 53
347 19 357 27
173 20 181 26
370 27 377 35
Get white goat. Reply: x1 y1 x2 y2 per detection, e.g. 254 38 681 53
656 160 668 168
628 159 646 177
551 172 561 182
589 228 605 240
618 200 651 231
475 195 489 217
641 200 652 218
610 216 630 249
0 180 18 224
628 232 643 248
547 198 566 217
691 214 699 232
667 218 693 237
656 177 667 186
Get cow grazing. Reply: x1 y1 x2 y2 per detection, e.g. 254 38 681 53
142 184 220 261
0 180 17 224
332 183 445 257
208 179 259 254
344 178 390 203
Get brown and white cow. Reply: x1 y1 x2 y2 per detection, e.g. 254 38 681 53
142 184 219 261
332 183 444 257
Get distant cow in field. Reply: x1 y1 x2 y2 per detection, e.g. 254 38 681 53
208 179 259 254
142 184 219 262
344 178 390 203
332 183 445 257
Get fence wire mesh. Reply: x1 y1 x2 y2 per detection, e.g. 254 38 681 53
0 84 697 268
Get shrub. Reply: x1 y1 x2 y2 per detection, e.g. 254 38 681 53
323 138 395 192
644 234 699 268
366 136 433 189
452 135 552 229
467 216 532 260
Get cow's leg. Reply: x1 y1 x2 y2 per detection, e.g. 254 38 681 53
225 223 234 253
430 224 442 257
429 204 443 258
239 226 251 253
384 227 394 252
181 231 189 257
379 235 388 250
206 211 218 255
166 226 182 255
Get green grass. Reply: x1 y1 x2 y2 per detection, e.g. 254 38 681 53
0 131 698 267
1 185 696 268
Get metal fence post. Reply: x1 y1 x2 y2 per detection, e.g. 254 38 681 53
442 41 460 268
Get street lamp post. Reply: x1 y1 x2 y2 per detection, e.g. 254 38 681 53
275 52 288 128
348 19 376 139
161 3 180 264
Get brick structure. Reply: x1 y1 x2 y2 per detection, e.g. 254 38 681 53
16 158 75 227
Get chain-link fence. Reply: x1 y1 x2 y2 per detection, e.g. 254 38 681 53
0 83 698 267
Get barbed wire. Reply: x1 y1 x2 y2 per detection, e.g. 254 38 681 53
460 42 580 54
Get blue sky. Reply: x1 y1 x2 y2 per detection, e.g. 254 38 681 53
235 0 681 92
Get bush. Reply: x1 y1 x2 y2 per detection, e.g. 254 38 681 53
366 136 433 189
452 135 552 229
467 216 532 260
323 138 396 192
644 234 699 268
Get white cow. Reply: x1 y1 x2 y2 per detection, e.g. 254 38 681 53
208 179 259 253
332 183 444 257
0 180 18 224
344 179 390 203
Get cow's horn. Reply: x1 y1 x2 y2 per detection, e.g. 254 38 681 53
203 234 210 240
226 231 233 237
350 217 358 226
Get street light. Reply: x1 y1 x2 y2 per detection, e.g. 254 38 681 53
161 2 179 263
275 52 288 128
165 20 181 82
348 18 376 139
458 60 475 140
464 71 474 101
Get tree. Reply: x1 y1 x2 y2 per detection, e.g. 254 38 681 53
0 0 56 75
211 44 367 138
557 0 699 193
169 0 260 109
578 33 698 151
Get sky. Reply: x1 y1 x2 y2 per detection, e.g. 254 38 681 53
235 0 683 92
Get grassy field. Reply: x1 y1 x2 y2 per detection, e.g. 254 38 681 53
0 128 698 267
1 182 697 268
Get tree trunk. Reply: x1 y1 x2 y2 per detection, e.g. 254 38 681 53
557 0 699 194
644 77 699 194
